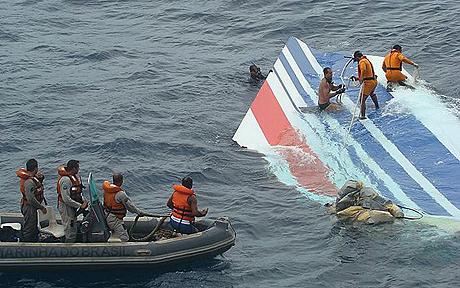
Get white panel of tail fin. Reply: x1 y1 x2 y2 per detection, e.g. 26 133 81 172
295 38 460 217
234 36 460 221
279 44 422 210
232 108 270 153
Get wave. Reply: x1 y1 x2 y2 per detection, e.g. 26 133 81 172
65 49 138 64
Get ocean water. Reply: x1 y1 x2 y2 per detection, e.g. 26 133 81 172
1 0 459 287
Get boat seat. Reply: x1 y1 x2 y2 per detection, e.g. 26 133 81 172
107 232 122 243
37 206 65 238
0 223 22 231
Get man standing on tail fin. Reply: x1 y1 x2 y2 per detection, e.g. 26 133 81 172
382 45 418 91
318 67 346 112
351 51 379 120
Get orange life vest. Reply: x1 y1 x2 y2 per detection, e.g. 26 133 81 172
358 56 376 81
171 185 196 223
56 166 83 204
383 50 403 71
102 181 127 219
16 168 44 206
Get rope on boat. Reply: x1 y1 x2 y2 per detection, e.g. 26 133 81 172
129 213 169 242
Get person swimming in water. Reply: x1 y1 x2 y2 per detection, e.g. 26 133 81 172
249 64 270 81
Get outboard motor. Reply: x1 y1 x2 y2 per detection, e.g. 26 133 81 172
80 173 110 243
81 201 110 243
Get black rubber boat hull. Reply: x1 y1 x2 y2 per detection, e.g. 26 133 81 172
0 213 236 270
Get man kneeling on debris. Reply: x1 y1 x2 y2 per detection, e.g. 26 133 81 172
327 180 404 224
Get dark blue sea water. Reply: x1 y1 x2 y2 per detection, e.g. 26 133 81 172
1 0 459 287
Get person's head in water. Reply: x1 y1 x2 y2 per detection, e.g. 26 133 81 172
353 51 363 62
182 176 193 189
249 64 261 79
392 44 402 52
323 67 333 82
113 172 123 187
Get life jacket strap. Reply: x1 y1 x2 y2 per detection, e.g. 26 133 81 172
363 77 376 81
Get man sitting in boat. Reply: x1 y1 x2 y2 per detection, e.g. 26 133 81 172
57 160 89 243
382 45 419 91
318 67 345 112
103 172 147 242
167 176 208 234
327 180 404 224
16 159 47 242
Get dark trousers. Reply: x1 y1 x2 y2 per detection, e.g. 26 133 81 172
20 204 39 242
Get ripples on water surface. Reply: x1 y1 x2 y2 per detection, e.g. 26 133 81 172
1 0 459 287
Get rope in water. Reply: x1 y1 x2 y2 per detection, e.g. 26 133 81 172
397 205 424 220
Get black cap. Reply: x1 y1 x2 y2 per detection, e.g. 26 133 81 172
66 159 79 170
392 44 402 51
182 176 193 189
26 158 38 172
353 51 363 62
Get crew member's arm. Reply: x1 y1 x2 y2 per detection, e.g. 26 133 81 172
166 195 174 210
358 60 366 83
188 195 208 217
330 83 342 91
382 58 387 72
24 179 46 213
77 175 88 203
331 83 346 95
398 53 418 67
257 72 267 80
60 177 85 209
116 191 144 215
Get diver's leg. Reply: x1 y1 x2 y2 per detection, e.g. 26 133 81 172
398 81 415 90
386 82 394 92
60 205 77 243
325 103 341 112
106 213 129 242
370 93 379 109
21 204 39 242
359 94 368 119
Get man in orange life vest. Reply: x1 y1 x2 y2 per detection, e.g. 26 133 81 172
103 172 147 242
16 159 47 242
382 44 418 90
167 176 208 234
351 51 379 120
57 160 88 243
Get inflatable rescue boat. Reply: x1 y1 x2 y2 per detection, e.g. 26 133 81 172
0 174 236 270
